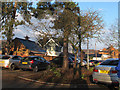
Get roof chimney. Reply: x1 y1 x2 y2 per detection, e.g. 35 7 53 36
24 36 30 40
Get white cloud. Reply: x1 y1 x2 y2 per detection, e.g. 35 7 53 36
16 13 24 22
13 13 55 41
98 8 103 11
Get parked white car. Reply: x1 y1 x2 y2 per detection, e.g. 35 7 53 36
76 58 87 66
92 58 119 84
0 55 22 70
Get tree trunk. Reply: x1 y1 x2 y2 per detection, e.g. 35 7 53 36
73 49 78 68
62 30 69 69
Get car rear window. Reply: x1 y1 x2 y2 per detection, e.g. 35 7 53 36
23 57 39 61
68 57 73 62
89 60 94 62
100 60 119 66
1 56 11 59
52 57 63 61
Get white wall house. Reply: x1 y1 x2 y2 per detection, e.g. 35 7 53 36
61 43 73 53
44 38 62 56
44 38 73 56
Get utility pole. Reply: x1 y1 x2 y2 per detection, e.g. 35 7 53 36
87 36 89 70
95 42 97 60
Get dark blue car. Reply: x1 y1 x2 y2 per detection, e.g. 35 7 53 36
19 56 50 72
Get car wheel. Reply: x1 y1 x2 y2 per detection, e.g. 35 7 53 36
33 66 39 72
10 64 15 70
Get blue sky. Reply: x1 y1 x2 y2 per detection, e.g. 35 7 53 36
32 2 118 28
79 2 118 28
77 2 118 49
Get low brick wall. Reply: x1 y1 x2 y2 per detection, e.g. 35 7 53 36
12 53 57 61
43 56 57 61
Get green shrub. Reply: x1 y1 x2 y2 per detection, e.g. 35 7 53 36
89 67 94 72
81 74 85 79
50 67 61 77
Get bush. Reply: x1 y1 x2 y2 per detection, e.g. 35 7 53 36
50 67 61 77
89 67 94 72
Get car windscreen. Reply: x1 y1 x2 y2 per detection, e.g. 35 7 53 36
40 57 46 62
100 60 119 66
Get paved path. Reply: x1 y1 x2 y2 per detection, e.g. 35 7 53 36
1 69 118 89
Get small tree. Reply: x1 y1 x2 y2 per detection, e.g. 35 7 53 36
102 20 118 48
76 9 104 68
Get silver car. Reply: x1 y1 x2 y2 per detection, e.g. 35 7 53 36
0 55 22 70
92 58 119 84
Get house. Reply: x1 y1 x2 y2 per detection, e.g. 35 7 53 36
39 37 74 56
44 38 63 56
10 37 46 57
92 54 111 60
99 48 109 55
83 49 111 60
83 49 99 55
0 40 7 55
83 49 99 59
84 45 119 60
101 54 110 60
98 45 119 58
92 54 102 60
84 53 102 60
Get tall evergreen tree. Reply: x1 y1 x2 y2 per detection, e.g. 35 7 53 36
52 2 79 69
31 2 54 19
1 2 32 54
31 1 79 69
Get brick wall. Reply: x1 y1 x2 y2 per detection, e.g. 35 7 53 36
43 56 57 61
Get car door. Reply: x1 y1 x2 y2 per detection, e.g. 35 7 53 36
0 55 10 67
39 57 48 68
52 57 60 64
11 56 22 67
31 57 44 69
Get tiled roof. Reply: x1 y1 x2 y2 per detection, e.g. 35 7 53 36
14 38 46 53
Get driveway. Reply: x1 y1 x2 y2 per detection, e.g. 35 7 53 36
1 68 118 89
